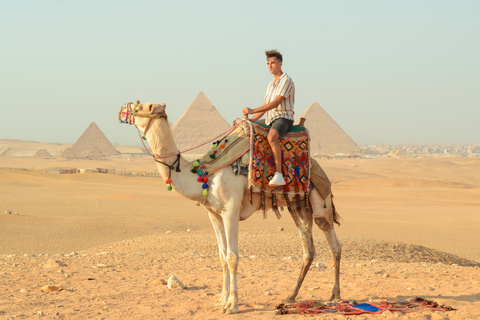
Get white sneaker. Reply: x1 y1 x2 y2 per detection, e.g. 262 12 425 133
269 172 286 186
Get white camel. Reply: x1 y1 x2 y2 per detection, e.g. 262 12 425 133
119 102 342 314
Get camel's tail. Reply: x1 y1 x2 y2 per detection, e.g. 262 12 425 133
331 199 341 226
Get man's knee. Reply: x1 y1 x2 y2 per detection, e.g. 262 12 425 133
267 130 279 145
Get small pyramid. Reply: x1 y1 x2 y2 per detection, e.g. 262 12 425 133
295 103 360 156
33 149 53 158
171 92 230 154
388 148 408 158
86 146 105 159
67 122 119 158
60 147 76 158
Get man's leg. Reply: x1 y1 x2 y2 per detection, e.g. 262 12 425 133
267 129 283 173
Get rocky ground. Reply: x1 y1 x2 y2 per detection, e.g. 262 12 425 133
1 230 479 320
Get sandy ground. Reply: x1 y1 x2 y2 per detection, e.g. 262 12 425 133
1 149 480 319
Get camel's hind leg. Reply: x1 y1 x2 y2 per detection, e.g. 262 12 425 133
283 207 316 303
311 191 342 302
322 226 342 301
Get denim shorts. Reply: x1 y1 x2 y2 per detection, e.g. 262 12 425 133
270 118 294 137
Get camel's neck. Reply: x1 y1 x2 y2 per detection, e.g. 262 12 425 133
145 119 203 201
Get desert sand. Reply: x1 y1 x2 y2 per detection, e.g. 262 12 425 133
1 147 480 319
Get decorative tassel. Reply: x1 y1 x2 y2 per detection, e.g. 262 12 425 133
248 185 253 205
305 193 310 211
272 193 281 220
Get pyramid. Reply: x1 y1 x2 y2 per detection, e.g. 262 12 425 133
63 122 119 158
294 102 360 156
86 146 105 159
171 92 230 154
33 149 53 158
60 147 76 158
388 148 408 158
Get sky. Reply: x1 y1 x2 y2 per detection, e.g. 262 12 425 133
1 0 479 146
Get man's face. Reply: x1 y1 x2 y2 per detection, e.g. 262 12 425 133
267 57 282 75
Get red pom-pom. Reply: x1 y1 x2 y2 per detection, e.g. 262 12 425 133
213 150 217 153
203 176 208 183
165 178 172 184
197 177 203 182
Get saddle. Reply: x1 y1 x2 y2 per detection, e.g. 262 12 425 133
193 119 332 216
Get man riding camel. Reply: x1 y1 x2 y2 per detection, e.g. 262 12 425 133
243 49 295 186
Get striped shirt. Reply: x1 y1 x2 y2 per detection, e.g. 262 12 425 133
264 73 295 126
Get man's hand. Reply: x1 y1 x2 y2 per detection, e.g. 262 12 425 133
242 107 254 116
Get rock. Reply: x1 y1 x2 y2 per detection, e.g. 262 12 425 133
44 259 68 268
382 310 393 317
166 231 173 234
5 210 12 214
382 272 389 278
264 291 272 296
278 227 284 231
407 287 414 290
186 229 191 232
37 311 44 316
41 285 63 292
167 275 185 290
316 262 327 269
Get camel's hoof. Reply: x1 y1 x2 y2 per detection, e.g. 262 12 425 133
221 303 239 314
282 297 296 304
328 294 342 303
215 299 227 307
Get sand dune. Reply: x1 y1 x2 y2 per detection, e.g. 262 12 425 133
1 152 480 318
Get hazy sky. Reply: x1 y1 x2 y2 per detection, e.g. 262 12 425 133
1 1 479 146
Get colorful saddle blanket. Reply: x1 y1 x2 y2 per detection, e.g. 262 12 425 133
248 121 310 195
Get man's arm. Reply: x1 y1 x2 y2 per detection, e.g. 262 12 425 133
243 95 285 119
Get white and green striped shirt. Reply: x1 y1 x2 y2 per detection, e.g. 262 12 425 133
264 73 295 125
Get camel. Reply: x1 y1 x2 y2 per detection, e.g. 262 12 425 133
118 102 342 314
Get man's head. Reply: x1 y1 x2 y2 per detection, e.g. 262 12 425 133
265 49 283 76
265 49 283 62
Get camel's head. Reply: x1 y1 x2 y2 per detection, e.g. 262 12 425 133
119 101 167 126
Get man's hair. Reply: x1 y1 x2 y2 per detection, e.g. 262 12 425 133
265 49 283 62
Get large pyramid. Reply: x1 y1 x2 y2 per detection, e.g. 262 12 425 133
172 92 230 154
295 102 360 156
61 122 119 158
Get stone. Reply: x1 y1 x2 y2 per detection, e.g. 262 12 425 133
41 285 63 292
316 262 327 269
44 259 68 268
278 227 284 231
382 310 393 317
5 210 12 214
167 275 185 290
166 231 173 234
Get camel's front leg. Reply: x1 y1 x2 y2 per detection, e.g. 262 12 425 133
220 210 240 314
284 212 315 303
207 211 230 307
